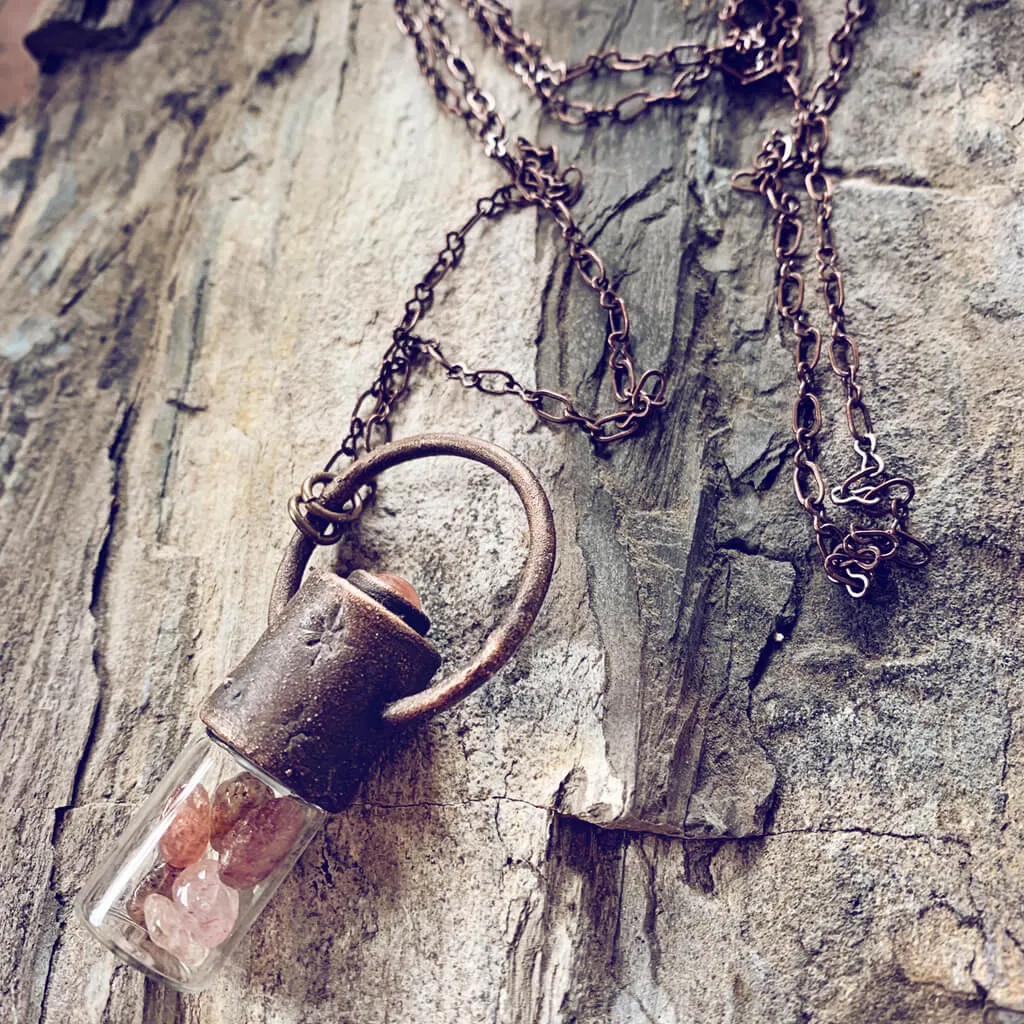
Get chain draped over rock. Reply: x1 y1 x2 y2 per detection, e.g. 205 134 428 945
289 0 930 598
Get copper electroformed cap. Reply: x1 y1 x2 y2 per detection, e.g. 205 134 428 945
200 569 441 812
201 434 556 813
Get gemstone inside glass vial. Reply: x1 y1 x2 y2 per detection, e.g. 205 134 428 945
75 735 326 992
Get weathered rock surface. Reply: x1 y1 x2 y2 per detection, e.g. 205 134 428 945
0 0 1022 1021
24 0 180 63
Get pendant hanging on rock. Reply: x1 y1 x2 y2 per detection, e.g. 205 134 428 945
75 435 556 990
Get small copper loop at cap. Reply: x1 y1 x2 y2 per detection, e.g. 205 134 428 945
288 473 368 543
271 433 557 726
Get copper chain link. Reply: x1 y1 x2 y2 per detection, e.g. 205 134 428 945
728 0 930 596
291 0 929 597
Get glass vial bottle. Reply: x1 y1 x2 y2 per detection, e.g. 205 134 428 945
76 568 441 991
75 735 326 991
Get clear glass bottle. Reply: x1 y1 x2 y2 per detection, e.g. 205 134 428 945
75 734 326 992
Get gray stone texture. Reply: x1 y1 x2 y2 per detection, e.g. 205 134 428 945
0 0 1022 1021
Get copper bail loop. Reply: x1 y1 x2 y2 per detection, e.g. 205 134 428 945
270 434 556 726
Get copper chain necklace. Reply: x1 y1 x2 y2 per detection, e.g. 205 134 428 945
75 0 936 990
291 0 931 599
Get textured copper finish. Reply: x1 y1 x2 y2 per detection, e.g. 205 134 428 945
200 570 442 812
277 433 556 725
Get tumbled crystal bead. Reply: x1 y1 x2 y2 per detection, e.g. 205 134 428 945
126 862 179 927
220 796 307 890
143 894 208 968
210 772 273 852
173 857 239 947
159 785 211 868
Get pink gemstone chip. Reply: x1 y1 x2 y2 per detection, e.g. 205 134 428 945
159 785 211 868
143 894 208 968
173 857 239 947
220 797 307 890
127 862 179 926
210 772 274 852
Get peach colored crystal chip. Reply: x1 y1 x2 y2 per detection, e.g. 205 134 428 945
143 894 208 968
173 857 239 947
159 785 211 868
210 772 274 852
127 862 179 926
219 797 307 890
